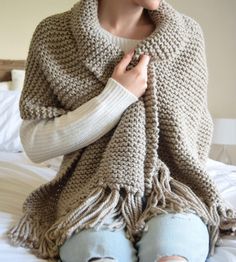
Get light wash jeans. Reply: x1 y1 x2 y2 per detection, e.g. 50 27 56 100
59 211 210 262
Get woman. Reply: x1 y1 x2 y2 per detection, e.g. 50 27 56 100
59 1 209 262
6 0 236 262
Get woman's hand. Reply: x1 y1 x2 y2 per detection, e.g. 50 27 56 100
111 49 150 98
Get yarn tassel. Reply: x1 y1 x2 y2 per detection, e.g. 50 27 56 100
120 192 144 242
36 186 127 259
6 173 236 260
6 212 46 251
129 161 236 258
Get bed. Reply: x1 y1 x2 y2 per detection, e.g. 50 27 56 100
0 59 236 262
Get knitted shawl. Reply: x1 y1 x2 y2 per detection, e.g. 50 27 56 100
6 0 236 260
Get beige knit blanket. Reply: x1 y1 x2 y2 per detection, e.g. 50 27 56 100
6 0 236 260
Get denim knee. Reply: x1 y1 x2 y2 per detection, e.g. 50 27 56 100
135 212 209 262
59 217 137 262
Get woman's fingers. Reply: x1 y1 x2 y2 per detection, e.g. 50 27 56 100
116 48 135 73
135 54 150 72
111 51 151 98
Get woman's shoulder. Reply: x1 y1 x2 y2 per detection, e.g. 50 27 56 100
31 10 72 44
28 10 74 59
181 13 205 40
37 10 71 28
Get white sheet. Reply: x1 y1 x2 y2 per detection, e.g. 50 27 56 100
0 152 236 262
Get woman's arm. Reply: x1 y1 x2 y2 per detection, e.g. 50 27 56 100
20 77 138 164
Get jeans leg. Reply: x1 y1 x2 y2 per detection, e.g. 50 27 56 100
59 216 138 262
136 212 209 262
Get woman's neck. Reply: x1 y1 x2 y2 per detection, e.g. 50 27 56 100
98 0 155 40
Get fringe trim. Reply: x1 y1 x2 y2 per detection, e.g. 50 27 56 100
6 174 236 260
127 174 236 259
6 186 124 259
6 212 42 249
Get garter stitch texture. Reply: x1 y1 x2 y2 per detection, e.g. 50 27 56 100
6 0 236 260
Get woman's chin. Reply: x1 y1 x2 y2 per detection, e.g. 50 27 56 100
144 1 161 11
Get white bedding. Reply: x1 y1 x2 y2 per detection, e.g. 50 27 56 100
0 152 236 262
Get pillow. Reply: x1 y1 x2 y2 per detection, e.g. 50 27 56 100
0 90 23 152
0 81 13 91
0 88 63 169
10 69 25 91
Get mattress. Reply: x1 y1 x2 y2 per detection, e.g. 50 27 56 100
0 151 236 262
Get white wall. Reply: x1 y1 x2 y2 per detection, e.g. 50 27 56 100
168 0 236 119
0 0 78 59
0 0 235 163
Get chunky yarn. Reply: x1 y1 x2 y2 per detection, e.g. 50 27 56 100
6 0 236 260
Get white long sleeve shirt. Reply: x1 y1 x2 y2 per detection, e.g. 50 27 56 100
21 28 141 163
